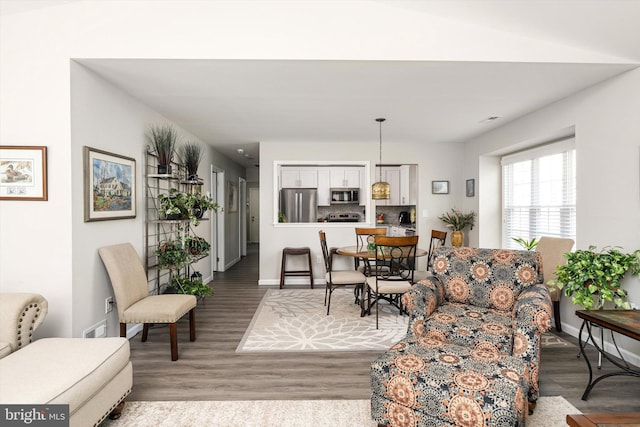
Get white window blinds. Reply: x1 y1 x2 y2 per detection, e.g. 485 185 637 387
502 139 576 249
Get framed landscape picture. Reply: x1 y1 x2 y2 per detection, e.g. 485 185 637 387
84 146 136 222
432 180 449 194
0 145 48 201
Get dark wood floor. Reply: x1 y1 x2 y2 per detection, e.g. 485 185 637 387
128 243 639 414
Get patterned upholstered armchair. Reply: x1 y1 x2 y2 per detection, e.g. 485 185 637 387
371 247 552 426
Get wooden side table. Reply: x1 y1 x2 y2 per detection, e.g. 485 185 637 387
567 413 640 426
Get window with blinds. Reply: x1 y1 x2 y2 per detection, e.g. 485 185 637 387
502 139 576 249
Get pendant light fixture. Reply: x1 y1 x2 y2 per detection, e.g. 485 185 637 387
371 118 391 200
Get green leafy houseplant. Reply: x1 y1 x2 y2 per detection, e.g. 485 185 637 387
158 189 220 225
184 235 210 257
149 124 179 174
438 208 476 231
512 237 539 251
550 245 640 309
156 240 188 270
171 276 213 297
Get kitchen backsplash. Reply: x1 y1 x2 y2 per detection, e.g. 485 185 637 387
316 204 415 225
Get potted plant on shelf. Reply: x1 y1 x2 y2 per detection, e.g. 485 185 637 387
171 276 213 297
184 235 210 257
158 189 189 220
158 189 220 224
156 240 188 270
185 191 220 225
438 208 476 247
180 141 204 181
549 245 640 309
149 124 179 175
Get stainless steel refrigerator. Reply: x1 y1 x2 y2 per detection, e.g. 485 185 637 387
280 188 317 223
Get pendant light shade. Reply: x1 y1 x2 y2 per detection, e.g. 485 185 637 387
372 118 390 200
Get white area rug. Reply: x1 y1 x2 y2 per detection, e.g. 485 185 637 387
101 396 579 427
236 288 408 353
236 288 572 353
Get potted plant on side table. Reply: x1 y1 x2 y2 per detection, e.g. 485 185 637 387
438 208 476 247
550 245 640 309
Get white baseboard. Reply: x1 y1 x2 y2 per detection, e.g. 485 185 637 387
125 323 143 340
560 321 640 368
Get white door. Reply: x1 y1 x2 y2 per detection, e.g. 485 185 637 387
249 186 260 243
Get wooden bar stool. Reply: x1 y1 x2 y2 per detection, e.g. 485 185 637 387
280 247 314 289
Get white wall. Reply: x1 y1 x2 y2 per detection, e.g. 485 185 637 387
259 141 464 285
2 0 637 342
463 68 640 364
69 62 244 337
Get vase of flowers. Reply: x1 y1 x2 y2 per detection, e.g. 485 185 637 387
438 208 476 247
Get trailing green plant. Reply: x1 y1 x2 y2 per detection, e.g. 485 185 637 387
180 141 204 180
149 124 179 170
156 240 188 270
549 245 640 309
184 235 210 257
171 276 213 297
512 237 539 251
158 189 220 225
438 208 476 231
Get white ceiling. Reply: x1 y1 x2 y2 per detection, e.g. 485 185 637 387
4 0 640 168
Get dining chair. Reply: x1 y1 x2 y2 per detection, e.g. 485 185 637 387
365 235 419 329
354 227 388 273
535 236 575 332
98 243 197 361
412 229 447 283
319 231 367 315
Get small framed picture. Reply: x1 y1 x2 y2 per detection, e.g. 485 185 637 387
432 180 449 194
84 146 136 222
227 180 238 213
0 145 48 201
466 179 475 197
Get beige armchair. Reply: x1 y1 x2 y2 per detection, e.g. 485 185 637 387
0 293 48 359
536 236 575 332
99 243 197 361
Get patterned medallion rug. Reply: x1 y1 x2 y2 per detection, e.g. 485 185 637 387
236 288 573 353
100 396 580 427
236 288 408 353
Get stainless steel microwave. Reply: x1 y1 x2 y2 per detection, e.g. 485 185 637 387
330 188 359 204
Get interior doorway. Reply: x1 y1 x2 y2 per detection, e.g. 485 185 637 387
211 166 225 273
249 186 260 243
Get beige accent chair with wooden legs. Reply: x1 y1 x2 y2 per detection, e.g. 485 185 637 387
535 236 575 332
99 243 197 361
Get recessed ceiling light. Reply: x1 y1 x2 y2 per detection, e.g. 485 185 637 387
236 148 245 154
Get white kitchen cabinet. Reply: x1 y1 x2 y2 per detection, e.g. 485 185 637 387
317 169 331 206
329 167 361 188
399 165 418 205
375 166 401 206
281 167 318 188
375 165 417 206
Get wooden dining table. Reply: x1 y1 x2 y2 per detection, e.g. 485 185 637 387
336 245 428 316
336 245 428 259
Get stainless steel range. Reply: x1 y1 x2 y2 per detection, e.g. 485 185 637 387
327 212 361 222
